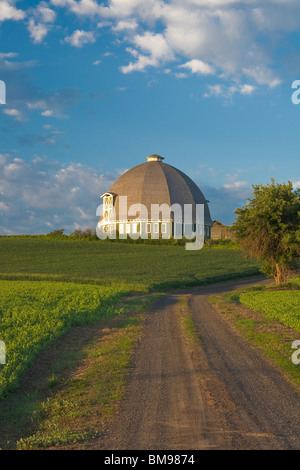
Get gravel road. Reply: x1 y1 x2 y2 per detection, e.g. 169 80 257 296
100 277 300 450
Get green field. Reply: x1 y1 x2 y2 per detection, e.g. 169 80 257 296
0 238 260 291
0 280 127 398
0 238 261 405
239 288 300 334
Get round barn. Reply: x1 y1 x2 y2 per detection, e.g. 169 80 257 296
98 154 213 239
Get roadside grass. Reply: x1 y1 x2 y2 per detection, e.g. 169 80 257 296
0 293 157 450
239 291 300 334
208 277 300 393
177 297 201 347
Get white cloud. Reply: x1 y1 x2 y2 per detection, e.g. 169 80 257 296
97 20 112 28
242 65 282 88
0 52 18 59
121 32 174 73
223 181 248 190
239 84 256 95
0 154 7 166
2 108 24 121
174 72 187 79
0 154 120 234
40 0 300 89
64 29 96 47
202 84 223 98
25 89 81 119
36 1 56 23
179 59 215 75
134 32 173 60
27 2 56 43
203 83 256 101
28 19 48 44
113 19 138 31
0 0 25 22
41 109 54 117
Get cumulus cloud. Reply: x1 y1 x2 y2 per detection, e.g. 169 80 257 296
1 0 298 88
36 1 56 23
28 19 49 44
0 0 25 22
64 29 96 47
112 19 138 32
50 0 300 88
27 1 56 43
120 32 174 73
0 154 119 234
179 59 215 75
0 151 252 233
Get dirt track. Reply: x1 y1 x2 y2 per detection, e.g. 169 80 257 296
100 277 300 450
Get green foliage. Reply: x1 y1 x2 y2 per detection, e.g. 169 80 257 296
239 290 300 333
69 228 98 240
17 426 95 450
233 179 300 283
0 281 127 399
46 229 67 238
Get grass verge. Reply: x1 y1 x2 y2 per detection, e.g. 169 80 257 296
208 280 300 394
177 297 201 347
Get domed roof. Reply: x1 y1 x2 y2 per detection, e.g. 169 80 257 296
106 155 212 224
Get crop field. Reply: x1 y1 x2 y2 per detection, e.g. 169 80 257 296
0 280 127 399
0 238 260 406
239 287 300 334
0 238 260 291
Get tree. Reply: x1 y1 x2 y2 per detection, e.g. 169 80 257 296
232 180 300 284
46 228 65 237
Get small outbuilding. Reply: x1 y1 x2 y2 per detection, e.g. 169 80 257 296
211 220 236 241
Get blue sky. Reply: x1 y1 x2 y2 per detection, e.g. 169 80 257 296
0 0 300 234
